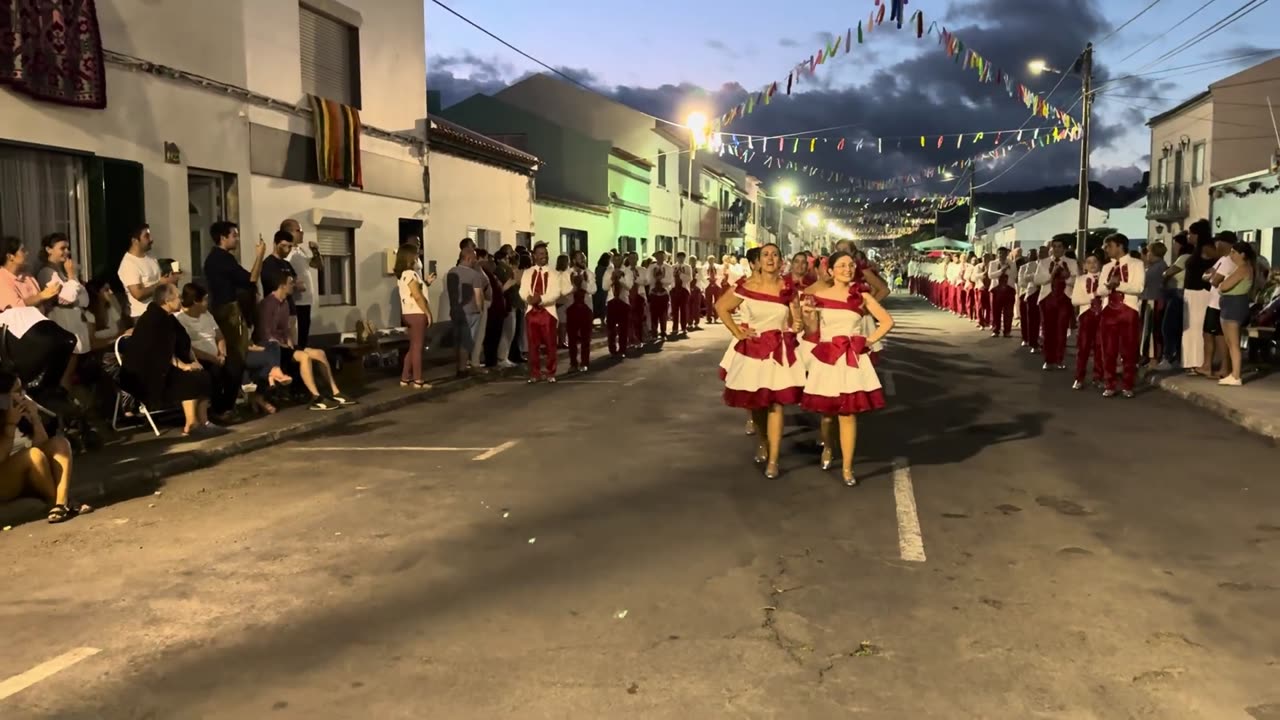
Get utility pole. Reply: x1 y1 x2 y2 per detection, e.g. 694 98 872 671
967 166 976 248
1076 43 1094 257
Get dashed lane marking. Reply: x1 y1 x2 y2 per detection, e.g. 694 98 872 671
0 647 101 701
893 458 926 562
623 377 647 387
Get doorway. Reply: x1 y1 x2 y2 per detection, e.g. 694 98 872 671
187 170 232 279
86 158 145 285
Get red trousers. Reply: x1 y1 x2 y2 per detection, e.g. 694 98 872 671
686 287 701 326
670 287 690 334
705 285 721 321
606 299 629 356
991 285 1015 336
525 309 558 380
1022 293 1041 349
648 293 670 337
567 302 593 368
1100 303 1140 391
1074 310 1103 384
978 287 991 327
1039 292 1072 365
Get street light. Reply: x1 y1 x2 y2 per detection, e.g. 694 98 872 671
805 210 820 227
1029 46 1093 255
683 112 708 256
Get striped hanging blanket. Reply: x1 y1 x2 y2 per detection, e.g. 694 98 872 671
308 94 363 188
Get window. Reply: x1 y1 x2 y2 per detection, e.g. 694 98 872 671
1192 142 1206 185
560 228 588 255
466 226 501 251
515 231 532 249
0 145 87 270
1157 157 1168 185
314 226 355 306
618 236 637 253
654 235 676 255
299 4 361 107
656 151 667 187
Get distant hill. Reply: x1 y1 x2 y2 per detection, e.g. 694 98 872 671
932 180 1145 235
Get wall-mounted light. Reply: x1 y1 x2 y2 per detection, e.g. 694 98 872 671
1161 141 1173 157
1179 135 1192 149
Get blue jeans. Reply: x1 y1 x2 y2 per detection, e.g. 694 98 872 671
1161 290 1183 364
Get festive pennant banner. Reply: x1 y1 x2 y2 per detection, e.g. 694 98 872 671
717 124 1068 158
936 28 1078 130
723 125 1081 190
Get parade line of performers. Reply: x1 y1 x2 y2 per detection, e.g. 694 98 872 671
906 233 1148 398
518 240 896 486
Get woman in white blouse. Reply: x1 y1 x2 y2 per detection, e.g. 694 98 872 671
36 233 91 390
395 244 432 388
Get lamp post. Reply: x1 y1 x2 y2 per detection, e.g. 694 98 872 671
777 185 794 252
683 112 708 256
1030 44 1093 257
804 210 821 254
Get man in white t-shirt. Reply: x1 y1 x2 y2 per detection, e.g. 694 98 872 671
280 219 324 348
117 224 178 320
1198 231 1238 376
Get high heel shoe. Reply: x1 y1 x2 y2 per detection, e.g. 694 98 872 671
745 419 756 436
754 445 768 464
765 462 780 480
842 469 858 487
820 448 835 471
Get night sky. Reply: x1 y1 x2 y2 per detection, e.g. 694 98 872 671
426 0 1278 195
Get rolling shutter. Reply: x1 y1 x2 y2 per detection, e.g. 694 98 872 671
299 6 358 106
314 226 351 256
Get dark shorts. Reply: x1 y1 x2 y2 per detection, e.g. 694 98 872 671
1203 307 1222 336
1219 295 1252 325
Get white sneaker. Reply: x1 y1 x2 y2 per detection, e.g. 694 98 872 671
498 360 517 369
1218 376 1242 386
1155 360 1173 371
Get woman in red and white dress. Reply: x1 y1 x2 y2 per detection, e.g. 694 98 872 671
716 243 805 479
798 251 894 487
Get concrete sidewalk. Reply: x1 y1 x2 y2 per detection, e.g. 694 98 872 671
1153 368 1280 443
1 333 613 527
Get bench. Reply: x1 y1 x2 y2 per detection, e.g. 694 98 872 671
326 328 412 389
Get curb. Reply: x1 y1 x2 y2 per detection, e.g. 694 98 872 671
1 337 612 528
1153 373 1280 445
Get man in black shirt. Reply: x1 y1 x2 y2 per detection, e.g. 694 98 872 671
202 221 265 403
261 230 297 308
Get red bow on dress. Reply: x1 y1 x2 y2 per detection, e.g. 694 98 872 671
810 335 869 367
734 329 798 366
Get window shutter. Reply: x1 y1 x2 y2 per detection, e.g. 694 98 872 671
315 227 351 256
300 6 356 106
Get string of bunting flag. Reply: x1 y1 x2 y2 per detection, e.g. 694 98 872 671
711 6 1077 136
722 124 1081 190
798 193 967 207
715 123 1070 157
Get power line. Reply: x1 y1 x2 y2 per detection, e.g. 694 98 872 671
1097 0 1168 46
428 0 688 128
1091 49 1280 94
1122 0 1270 78
1113 0 1221 65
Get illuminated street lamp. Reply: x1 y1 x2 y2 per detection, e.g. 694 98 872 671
1027 59 1049 75
1029 46 1094 255
682 112 709 251
805 210 820 227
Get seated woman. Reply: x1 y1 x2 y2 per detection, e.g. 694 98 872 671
0 236 77 398
0 371 91 523
257 274 355 411
178 282 290 417
121 283 217 437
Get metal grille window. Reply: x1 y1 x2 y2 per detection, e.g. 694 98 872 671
299 4 361 107
314 226 355 306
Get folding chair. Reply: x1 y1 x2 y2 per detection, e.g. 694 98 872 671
110 334 171 436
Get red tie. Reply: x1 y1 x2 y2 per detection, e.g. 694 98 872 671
533 269 545 296
1087 277 1096 294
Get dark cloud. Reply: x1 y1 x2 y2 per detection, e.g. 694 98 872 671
778 37 801 48
428 0 1152 193
705 39 738 58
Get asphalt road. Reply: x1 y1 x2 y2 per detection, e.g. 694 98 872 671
3 296 1278 720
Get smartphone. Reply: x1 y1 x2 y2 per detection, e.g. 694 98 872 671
428 260 438 275
0 395 10 411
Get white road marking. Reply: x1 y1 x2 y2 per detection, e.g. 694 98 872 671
0 647 101 701
472 440 519 461
892 458 926 562
556 380 625 384
881 370 896 396
623 377 646 387
292 446 489 452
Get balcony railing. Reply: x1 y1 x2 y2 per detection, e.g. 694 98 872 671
720 213 745 237
1146 182 1191 221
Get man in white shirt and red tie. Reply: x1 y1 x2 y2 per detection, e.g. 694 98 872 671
1070 254 1105 390
646 251 675 340
1097 233 1145 397
566 251 597 372
1018 247 1045 349
703 255 722 324
1033 239 1078 370
987 247 1017 338
669 252 694 337
604 253 634 358
520 242 565 383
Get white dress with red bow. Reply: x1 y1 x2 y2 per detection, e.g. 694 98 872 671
718 279 805 409
800 290 886 415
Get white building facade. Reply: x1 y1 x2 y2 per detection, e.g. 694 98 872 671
0 0 428 340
